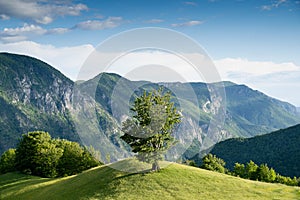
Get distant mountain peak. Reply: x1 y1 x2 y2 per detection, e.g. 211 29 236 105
1 53 300 162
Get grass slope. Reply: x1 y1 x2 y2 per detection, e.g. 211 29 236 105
0 160 299 200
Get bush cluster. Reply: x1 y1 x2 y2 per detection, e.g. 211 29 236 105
233 161 299 186
0 131 100 177
199 154 299 187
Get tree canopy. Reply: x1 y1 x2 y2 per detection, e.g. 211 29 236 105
10 131 100 177
201 153 226 173
121 88 181 171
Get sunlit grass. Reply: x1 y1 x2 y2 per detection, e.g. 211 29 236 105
0 160 299 200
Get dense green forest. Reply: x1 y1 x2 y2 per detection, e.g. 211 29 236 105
210 124 300 177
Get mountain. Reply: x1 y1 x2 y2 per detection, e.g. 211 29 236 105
0 53 79 154
0 52 300 161
0 53 125 159
1 160 299 200
209 124 300 177
90 73 300 138
84 72 300 159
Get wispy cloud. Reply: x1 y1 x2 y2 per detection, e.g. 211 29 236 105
171 20 203 27
0 0 88 24
144 19 164 24
215 57 299 76
261 0 287 11
0 16 124 43
0 41 94 80
73 17 123 30
215 57 300 106
0 24 68 43
183 1 197 6
0 42 299 105
0 14 9 20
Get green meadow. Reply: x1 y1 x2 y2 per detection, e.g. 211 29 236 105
1 160 299 200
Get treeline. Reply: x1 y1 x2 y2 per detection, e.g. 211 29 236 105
186 154 300 187
0 131 100 178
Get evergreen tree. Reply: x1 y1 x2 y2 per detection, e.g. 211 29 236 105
121 88 181 171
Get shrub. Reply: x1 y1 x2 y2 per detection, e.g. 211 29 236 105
56 140 99 176
0 148 16 174
233 163 246 178
185 160 197 167
256 164 276 183
201 154 226 173
245 160 258 180
15 131 99 178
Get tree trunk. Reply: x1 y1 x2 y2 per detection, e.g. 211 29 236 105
152 161 160 171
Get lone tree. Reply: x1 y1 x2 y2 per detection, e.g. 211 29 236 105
121 88 181 171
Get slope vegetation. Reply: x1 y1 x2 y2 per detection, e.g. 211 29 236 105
0 160 299 200
210 124 300 177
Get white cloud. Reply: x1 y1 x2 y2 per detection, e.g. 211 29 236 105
215 58 299 77
0 14 9 20
215 57 300 106
76 51 300 105
0 24 68 43
0 42 299 105
46 28 69 35
171 20 203 27
3 24 47 35
261 0 287 11
74 17 123 30
144 19 164 24
0 41 94 80
0 0 88 24
184 2 198 6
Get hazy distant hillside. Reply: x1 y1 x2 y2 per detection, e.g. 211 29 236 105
210 124 300 177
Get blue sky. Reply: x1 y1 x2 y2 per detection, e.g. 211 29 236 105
0 0 300 106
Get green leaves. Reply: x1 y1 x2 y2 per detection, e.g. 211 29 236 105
13 131 99 178
121 88 181 170
0 148 16 174
233 160 298 186
201 154 226 173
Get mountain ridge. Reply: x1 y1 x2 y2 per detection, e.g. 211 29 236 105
209 123 300 177
0 52 300 161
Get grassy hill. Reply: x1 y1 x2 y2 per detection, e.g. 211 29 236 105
1 160 299 200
